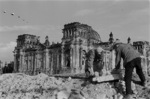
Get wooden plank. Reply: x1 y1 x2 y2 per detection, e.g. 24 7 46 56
92 74 121 82
50 73 121 83
51 73 87 79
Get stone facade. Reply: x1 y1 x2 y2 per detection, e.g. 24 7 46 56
13 22 150 75
14 22 117 75
133 41 150 75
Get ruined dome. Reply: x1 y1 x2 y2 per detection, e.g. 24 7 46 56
62 22 101 42
88 29 101 42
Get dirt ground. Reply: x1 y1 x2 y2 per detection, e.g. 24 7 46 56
0 73 150 99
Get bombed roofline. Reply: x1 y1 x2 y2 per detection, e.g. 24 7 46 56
62 22 101 41
63 22 91 28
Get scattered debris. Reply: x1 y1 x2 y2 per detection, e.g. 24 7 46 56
0 73 150 99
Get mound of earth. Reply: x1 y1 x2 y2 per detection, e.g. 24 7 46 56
0 73 150 99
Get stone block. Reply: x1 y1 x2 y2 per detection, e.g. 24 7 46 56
96 93 106 99
131 81 136 92
56 90 70 99
117 94 123 99
68 77 72 81
68 89 85 99
92 74 120 82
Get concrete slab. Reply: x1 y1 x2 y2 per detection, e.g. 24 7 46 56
52 73 121 83
92 74 121 82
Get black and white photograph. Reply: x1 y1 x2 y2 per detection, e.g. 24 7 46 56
0 0 149 99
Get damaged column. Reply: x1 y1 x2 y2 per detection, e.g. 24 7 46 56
19 49 23 73
61 42 65 72
70 44 74 73
45 49 49 74
13 50 17 73
111 50 116 70
75 44 80 74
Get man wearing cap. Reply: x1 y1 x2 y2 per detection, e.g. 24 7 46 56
112 41 146 99
85 46 104 77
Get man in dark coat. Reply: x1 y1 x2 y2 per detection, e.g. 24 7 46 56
85 46 104 77
112 42 146 99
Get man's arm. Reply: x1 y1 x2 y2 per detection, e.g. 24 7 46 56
115 48 121 69
86 50 95 75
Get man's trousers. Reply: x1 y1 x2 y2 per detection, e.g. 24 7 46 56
124 57 146 95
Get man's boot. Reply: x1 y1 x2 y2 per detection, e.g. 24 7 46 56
141 80 147 88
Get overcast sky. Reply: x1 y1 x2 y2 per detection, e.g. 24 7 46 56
0 0 149 63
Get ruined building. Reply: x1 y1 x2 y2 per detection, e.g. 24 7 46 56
13 22 150 75
133 41 150 74
13 22 115 75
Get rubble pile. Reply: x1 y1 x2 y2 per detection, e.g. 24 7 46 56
0 73 150 99
0 73 118 99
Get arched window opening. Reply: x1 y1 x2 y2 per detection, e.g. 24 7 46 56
65 49 70 68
